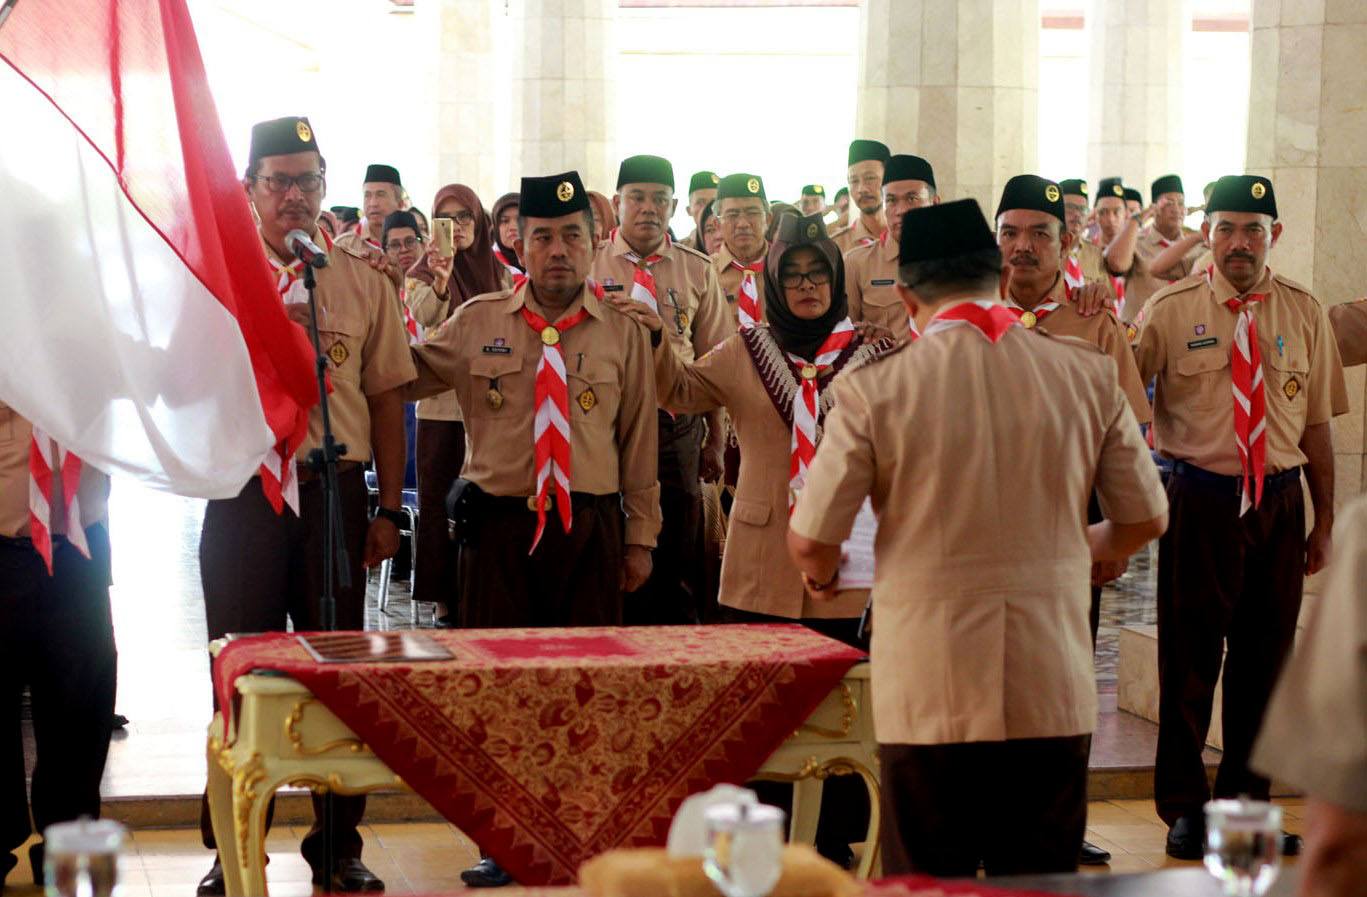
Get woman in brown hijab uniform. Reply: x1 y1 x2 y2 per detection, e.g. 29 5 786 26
490 191 524 281
406 184 505 624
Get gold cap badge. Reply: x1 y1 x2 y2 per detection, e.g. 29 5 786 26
556 181 575 202
806 223 818 238
1080 183 1089 195
541 326 560 346
710 173 720 184
1113 184 1124 197
746 177 760 194
296 120 312 143
1251 182 1266 199
1044 184 1061 203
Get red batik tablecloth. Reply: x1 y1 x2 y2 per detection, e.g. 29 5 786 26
435 874 1068 896
212 624 864 886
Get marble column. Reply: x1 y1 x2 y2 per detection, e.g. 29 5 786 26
855 0 1039 210
1085 0 1186 189
508 0 618 193
418 0 502 204
1246 1 1367 510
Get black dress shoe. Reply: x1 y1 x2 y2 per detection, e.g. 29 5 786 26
1283 833 1302 857
1079 839 1112 865
460 857 513 888
1165 813 1206 860
196 858 225 897
326 857 385 892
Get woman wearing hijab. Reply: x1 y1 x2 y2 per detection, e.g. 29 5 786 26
490 192 524 282
588 190 616 244
407 184 506 625
696 202 723 256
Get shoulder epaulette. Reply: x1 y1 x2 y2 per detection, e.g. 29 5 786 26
845 336 910 374
671 241 712 265
1271 273 1315 299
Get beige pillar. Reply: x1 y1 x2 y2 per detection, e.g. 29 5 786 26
855 0 1039 210
1246 2 1367 508
1085 0 1186 189
508 0 617 193
418 0 502 205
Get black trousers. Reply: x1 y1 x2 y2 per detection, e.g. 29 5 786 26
627 412 703 625
0 529 116 861
723 607 869 862
197 469 370 865
880 735 1091 877
414 419 465 610
1154 464 1305 826
457 493 624 628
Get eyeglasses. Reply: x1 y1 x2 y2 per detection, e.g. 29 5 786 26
444 210 476 226
720 209 766 223
254 172 324 194
386 237 421 252
778 268 832 288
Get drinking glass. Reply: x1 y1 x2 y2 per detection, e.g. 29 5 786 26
1204 798 1283 897
43 818 126 897
702 802 785 897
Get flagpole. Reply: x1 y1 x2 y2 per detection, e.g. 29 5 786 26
301 262 346 893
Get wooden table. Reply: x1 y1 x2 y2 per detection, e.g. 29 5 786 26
206 654 877 896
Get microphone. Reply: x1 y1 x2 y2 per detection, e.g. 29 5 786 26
285 228 329 268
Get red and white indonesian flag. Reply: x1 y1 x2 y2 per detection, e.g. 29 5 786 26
0 0 316 500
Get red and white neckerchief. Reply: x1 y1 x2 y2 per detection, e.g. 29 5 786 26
923 300 1023 343
730 258 764 329
1109 273 1126 310
615 228 669 312
786 319 855 501
399 280 424 345
28 428 89 575
521 283 601 551
1146 227 1172 249
1063 245 1085 290
1210 265 1269 515
1001 277 1068 329
493 243 527 290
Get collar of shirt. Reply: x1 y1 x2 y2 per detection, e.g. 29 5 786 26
611 228 671 263
878 230 899 263
500 277 604 323
1207 264 1274 308
711 242 768 274
1006 271 1068 310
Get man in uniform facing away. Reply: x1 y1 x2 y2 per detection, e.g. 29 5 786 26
197 117 415 895
788 199 1168 876
1134 174 1348 859
830 139 890 253
590 155 730 623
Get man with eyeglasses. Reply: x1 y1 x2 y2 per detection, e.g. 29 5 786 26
831 139 890 254
1105 174 1209 323
588 156 730 625
844 154 939 342
194 116 415 896
335 163 405 253
1057 179 1120 309
711 173 771 329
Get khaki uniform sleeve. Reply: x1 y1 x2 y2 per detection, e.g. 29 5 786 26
844 249 865 323
1093 365 1168 525
1329 300 1367 368
407 307 468 401
691 265 732 359
655 332 733 415
407 280 450 330
1306 300 1349 422
1252 496 1367 812
361 276 418 395
1098 314 1152 424
1133 298 1168 383
789 375 877 545
617 320 662 548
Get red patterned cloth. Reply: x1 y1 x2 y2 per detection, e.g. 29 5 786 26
429 874 1065 896
213 624 863 886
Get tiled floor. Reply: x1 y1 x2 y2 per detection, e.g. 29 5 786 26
0 800 1305 896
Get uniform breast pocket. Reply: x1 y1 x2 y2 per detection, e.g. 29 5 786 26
567 361 621 426
1173 349 1231 410
729 498 771 528
1265 342 1310 414
467 354 523 418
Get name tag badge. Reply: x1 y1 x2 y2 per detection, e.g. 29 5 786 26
871 279 895 287
602 283 625 293
482 345 513 355
1187 337 1219 350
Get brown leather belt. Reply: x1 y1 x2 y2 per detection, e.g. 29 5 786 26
295 460 362 485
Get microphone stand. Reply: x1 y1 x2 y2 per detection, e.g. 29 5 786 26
302 260 349 893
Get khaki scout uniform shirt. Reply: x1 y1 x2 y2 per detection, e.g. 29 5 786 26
0 403 110 539
654 330 867 621
1009 275 1152 423
270 234 417 463
589 231 731 365
1120 227 1207 322
1252 491 1367 812
407 281 662 548
830 214 882 255
1328 298 1367 367
333 228 381 257
406 278 462 423
1070 238 1120 305
790 310 1167 745
1134 267 1349 476
712 243 769 329
843 234 912 342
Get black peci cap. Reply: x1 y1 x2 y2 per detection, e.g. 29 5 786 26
716 173 767 203
1058 178 1087 199
382 210 422 246
848 139 891 167
249 116 320 162
1205 175 1277 219
883 154 936 189
520 170 591 218
1151 174 1184 203
1123 187 1143 205
899 198 998 264
1096 177 1125 204
364 164 402 186
617 154 675 190
995 174 1066 223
